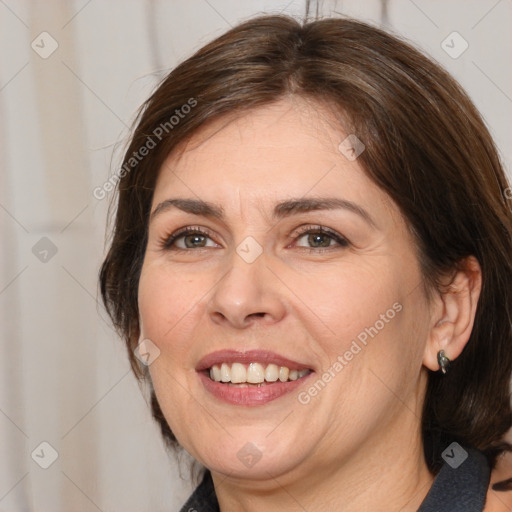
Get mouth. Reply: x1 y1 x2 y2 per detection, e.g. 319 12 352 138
196 350 315 405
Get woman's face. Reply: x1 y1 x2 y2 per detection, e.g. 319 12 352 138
138 98 432 481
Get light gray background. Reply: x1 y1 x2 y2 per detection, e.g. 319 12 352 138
1 0 511 511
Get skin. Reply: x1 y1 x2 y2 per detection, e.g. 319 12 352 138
138 97 482 511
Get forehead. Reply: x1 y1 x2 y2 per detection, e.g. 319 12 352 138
153 98 397 223
160 98 342 171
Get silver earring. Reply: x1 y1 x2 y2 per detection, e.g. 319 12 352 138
437 350 450 374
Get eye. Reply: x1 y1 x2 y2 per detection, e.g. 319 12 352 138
292 225 350 252
161 226 218 251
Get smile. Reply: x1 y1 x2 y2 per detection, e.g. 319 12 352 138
196 349 314 405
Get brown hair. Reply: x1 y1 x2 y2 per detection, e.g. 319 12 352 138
99 14 512 474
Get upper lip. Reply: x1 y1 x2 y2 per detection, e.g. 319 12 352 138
196 349 313 372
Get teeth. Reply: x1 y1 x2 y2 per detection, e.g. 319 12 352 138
247 362 265 383
264 364 279 382
210 365 221 382
231 363 246 383
220 363 230 383
209 363 311 384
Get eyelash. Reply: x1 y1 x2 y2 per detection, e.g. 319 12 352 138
160 225 350 253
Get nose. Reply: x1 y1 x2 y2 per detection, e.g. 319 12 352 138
206 248 287 329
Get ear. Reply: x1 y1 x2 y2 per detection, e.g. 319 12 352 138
423 256 482 371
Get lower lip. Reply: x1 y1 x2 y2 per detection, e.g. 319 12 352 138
198 371 313 406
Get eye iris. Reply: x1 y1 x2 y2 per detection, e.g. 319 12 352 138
308 233 331 248
185 233 206 248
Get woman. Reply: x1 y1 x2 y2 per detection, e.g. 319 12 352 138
99 13 512 511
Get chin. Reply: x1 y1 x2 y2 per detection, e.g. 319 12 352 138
189 430 307 480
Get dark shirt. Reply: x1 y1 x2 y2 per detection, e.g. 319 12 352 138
179 447 490 512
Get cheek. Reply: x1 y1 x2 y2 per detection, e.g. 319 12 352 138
292 262 402 346
304 260 426 393
138 261 208 341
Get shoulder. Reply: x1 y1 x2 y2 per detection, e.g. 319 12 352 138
484 451 512 511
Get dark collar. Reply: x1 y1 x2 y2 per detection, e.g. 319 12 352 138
418 447 490 511
180 447 490 512
180 470 218 512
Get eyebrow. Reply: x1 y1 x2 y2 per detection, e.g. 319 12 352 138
151 197 377 228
